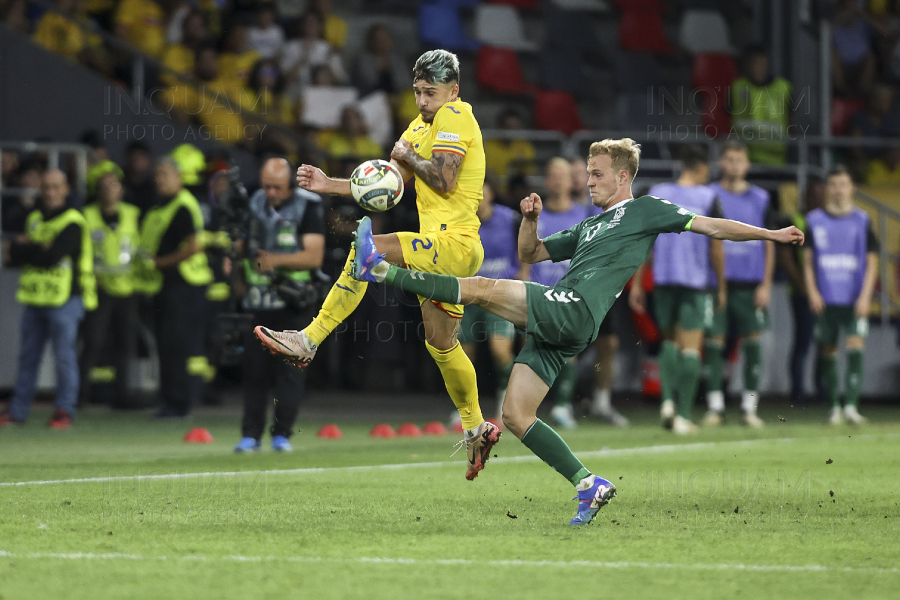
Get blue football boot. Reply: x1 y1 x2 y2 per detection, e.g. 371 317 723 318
234 437 261 453
350 217 386 283
569 475 617 525
271 435 293 452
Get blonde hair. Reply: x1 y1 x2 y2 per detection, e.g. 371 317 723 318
588 138 641 179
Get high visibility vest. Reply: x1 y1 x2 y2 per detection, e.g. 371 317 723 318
17 208 98 310
136 189 213 294
83 202 141 297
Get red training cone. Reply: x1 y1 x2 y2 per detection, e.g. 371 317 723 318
450 420 464 433
183 427 214 444
317 424 343 439
369 423 396 438
422 421 447 436
397 422 423 437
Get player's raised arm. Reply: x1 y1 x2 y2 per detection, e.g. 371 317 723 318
518 193 551 264
391 137 461 194
689 215 805 245
296 164 351 196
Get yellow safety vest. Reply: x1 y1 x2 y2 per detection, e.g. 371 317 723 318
83 202 141 297
136 189 213 294
17 208 98 310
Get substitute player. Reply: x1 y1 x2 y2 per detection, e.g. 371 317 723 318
630 146 725 435
256 50 500 480
704 141 777 428
350 138 804 524
804 166 878 425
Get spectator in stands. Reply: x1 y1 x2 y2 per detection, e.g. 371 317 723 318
847 83 900 171
731 45 793 166
219 22 260 85
161 8 210 86
247 4 284 60
115 0 166 59
831 0 880 97
80 129 109 165
2 150 19 188
321 105 382 167
281 10 346 99
313 0 346 50
123 141 155 215
80 171 141 408
244 58 295 126
484 108 537 189
352 24 407 98
33 0 110 74
0 169 96 428
867 145 900 183
2 161 43 234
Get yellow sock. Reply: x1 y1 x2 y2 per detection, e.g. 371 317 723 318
303 247 368 347
426 341 483 430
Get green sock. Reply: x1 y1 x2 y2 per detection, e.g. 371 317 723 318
658 341 679 402
677 351 702 419
704 340 724 393
845 349 864 406
742 339 761 392
520 419 590 486
384 265 460 304
554 361 579 407
821 354 839 407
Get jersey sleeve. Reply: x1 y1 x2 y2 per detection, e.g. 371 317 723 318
648 196 696 234
430 106 474 157
866 222 880 253
542 222 581 262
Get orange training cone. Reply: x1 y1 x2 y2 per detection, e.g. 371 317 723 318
397 422 423 437
369 423 396 438
184 427 214 443
317 424 343 439
423 421 448 436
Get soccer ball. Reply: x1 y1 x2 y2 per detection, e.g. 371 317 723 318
350 159 404 212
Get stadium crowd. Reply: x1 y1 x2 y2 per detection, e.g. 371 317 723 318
0 1 896 435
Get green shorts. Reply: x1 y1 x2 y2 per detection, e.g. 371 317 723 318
653 286 713 331
458 304 515 344
514 282 597 387
815 305 869 346
706 286 769 337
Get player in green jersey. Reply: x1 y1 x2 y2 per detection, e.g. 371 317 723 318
350 138 804 525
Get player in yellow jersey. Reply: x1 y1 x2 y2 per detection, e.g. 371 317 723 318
255 50 500 480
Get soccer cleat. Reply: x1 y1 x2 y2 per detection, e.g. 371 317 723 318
672 415 699 435
550 404 578 429
828 407 844 425
843 405 867 425
0 409 23 427
596 406 630 427
48 408 73 429
255 326 317 369
234 437 261 453
272 435 293 451
660 399 676 429
569 475 617 526
700 410 724 426
350 216 386 283
454 420 501 481
742 411 765 429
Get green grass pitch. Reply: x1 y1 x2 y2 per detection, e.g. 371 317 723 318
1 404 899 599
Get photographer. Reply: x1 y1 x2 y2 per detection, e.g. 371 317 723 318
234 158 325 452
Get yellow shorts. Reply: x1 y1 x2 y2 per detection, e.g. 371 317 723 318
396 230 484 318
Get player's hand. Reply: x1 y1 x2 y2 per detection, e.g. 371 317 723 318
717 285 727 312
754 283 771 309
296 164 329 193
520 193 543 220
808 288 825 315
629 284 646 314
770 226 804 245
854 295 871 319
391 138 415 163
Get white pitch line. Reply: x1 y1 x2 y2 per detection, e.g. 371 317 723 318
0 550 897 575
2 433 896 488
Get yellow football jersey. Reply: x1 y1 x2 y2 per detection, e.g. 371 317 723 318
400 99 484 236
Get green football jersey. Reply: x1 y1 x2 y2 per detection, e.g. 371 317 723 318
541 194 696 325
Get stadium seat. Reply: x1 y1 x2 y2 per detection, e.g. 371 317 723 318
538 48 585 97
487 0 540 8
533 90 583 134
545 6 599 53
614 0 675 55
474 5 538 52
418 3 479 52
831 97 866 136
691 53 738 138
679 10 734 54
476 47 536 94
550 0 609 10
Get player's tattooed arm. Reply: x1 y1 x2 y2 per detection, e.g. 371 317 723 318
391 138 461 193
